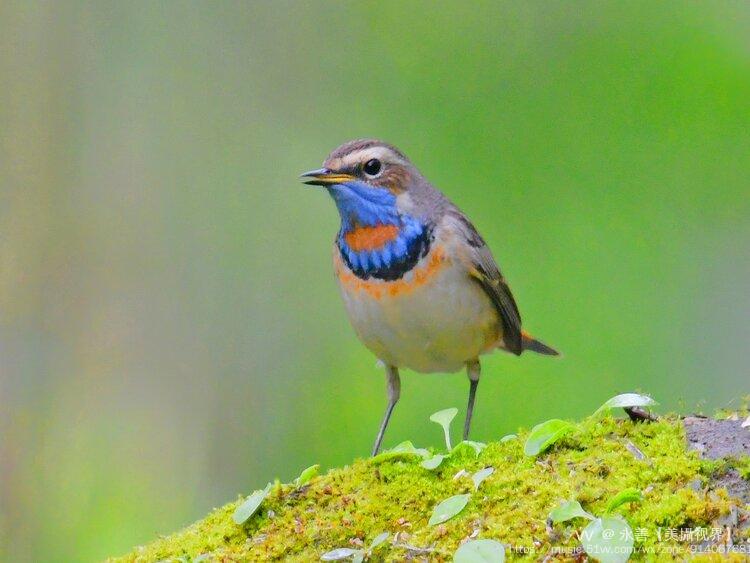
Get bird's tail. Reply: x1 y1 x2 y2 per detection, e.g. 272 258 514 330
521 330 560 356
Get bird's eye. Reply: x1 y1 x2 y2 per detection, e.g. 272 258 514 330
363 158 382 177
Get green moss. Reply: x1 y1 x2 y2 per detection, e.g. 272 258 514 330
111 416 747 562
733 457 750 481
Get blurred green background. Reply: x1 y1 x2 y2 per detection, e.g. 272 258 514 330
1 1 748 560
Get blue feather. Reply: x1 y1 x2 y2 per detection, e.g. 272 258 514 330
357 250 370 271
370 250 382 269
346 247 359 270
328 181 399 227
331 180 430 277
391 236 408 259
380 245 393 267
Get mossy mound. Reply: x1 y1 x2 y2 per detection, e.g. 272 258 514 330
112 415 750 562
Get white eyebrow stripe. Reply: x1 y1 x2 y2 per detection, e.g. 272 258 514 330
339 146 407 169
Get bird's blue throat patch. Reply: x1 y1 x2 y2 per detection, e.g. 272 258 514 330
328 181 433 281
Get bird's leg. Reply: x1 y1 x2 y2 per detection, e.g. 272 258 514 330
371 365 401 456
463 360 481 440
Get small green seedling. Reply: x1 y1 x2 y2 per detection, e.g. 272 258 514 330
471 467 494 491
233 482 272 525
548 500 594 523
320 532 390 561
499 434 517 443
430 407 458 450
593 393 658 417
372 440 430 462
295 464 319 487
548 490 642 563
454 539 506 562
523 419 575 456
452 440 486 456
605 488 643 513
428 493 470 526
422 439 486 470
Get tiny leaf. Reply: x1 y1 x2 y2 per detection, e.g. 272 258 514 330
605 488 643 514
233 483 271 525
523 419 574 456
741 415 749 428
454 539 506 562
421 454 446 470
594 393 657 416
471 467 494 491
295 464 320 487
430 407 458 450
321 547 361 560
369 531 389 549
500 434 517 443
428 493 470 525
548 500 595 523
352 553 364 563
372 440 430 462
453 440 486 456
581 516 634 563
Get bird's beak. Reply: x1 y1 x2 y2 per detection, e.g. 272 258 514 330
299 168 356 186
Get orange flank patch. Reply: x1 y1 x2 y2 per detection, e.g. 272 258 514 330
335 245 449 300
343 224 400 252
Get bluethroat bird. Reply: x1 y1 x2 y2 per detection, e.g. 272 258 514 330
301 139 558 456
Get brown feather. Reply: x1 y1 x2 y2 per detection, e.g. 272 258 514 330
445 208 524 355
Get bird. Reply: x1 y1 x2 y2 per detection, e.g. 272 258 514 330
301 139 558 456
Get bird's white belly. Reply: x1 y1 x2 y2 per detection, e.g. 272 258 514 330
335 249 499 373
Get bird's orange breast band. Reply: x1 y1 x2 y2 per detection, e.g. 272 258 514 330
335 245 448 300
343 224 400 252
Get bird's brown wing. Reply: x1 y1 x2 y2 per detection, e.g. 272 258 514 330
446 209 524 355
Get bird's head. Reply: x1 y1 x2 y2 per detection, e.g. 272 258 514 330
302 139 444 278
300 139 424 229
